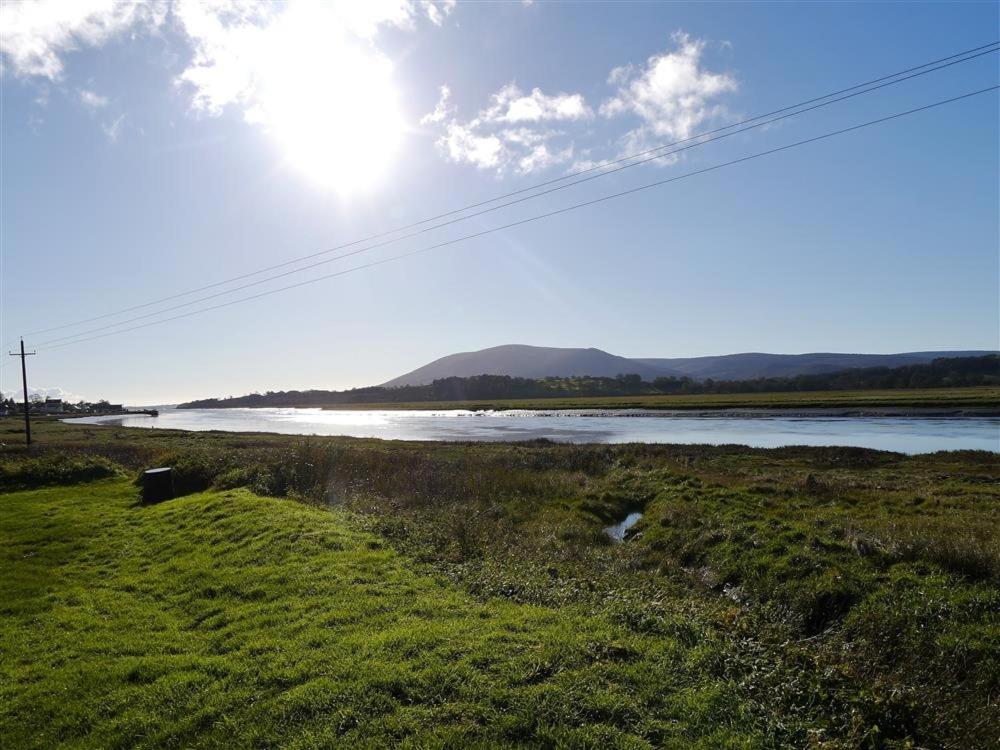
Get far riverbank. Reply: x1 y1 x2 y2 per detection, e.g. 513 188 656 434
194 386 1000 415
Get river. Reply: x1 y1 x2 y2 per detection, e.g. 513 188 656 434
63 407 1000 454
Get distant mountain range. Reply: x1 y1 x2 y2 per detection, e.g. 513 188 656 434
382 345 996 387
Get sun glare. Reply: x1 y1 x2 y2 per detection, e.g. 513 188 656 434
257 4 405 194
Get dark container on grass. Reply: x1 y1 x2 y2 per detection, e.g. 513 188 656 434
142 467 174 504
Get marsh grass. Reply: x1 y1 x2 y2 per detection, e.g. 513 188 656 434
1 419 998 747
868 515 999 580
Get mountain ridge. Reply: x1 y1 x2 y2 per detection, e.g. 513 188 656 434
382 345 995 387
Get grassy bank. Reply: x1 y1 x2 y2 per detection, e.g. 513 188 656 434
2 420 998 747
302 385 1000 411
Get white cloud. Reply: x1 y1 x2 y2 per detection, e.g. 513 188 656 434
4 7 735 184
480 83 592 124
422 82 588 175
601 31 736 151
0 0 166 80
171 1 278 119
78 88 107 108
424 31 736 177
442 124 503 169
422 85 501 169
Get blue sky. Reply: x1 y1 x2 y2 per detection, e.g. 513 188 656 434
1 0 997 404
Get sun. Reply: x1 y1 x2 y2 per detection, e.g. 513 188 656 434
255 4 405 195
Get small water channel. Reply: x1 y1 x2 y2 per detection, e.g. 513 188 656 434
604 512 643 542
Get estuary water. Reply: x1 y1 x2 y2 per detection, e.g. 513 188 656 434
64 407 1000 454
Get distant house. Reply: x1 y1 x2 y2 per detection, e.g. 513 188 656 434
107 404 124 413
41 398 64 414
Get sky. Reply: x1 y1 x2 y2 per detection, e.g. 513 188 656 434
1 0 998 405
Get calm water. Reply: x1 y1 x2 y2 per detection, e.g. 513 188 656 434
63 407 1000 454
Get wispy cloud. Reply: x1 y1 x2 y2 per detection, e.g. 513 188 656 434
80 85 125 142
78 88 108 109
423 83 589 175
102 113 126 143
421 0 456 26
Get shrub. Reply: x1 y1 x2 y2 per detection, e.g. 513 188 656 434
0 452 121 490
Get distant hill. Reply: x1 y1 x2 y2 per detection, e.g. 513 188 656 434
381 345 678 387
383 345 995 387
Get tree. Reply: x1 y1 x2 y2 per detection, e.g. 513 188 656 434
616 373 644 392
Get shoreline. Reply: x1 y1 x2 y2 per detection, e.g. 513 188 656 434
166 405 1000 418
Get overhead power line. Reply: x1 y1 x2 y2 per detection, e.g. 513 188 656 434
32 47 1000 348
20 41 998 343
37 85 998 353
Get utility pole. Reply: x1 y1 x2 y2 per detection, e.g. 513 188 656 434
8 339 36 446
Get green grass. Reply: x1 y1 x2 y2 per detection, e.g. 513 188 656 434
1 421 998 747
307 385 1000 411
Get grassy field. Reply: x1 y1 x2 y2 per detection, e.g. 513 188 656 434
306 386 1000 412
2 420 998 748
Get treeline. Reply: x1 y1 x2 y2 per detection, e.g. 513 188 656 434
654 354 1000 394
177 355 999 409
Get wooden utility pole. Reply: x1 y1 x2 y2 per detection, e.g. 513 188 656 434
8 339 36 446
